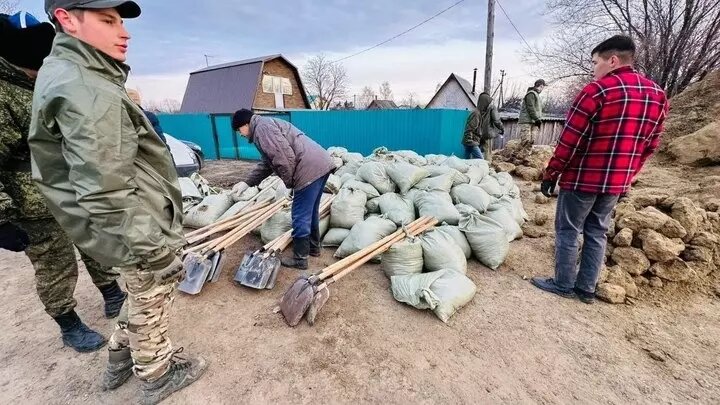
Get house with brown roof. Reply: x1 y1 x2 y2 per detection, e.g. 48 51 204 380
180 54 311 114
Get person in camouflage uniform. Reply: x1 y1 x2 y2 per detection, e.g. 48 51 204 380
0 11 126 353
30 2 206 403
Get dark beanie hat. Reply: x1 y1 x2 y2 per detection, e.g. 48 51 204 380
231 109 254 131
0 14 55 71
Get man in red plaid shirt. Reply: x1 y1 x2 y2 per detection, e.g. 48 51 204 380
532 35 668 304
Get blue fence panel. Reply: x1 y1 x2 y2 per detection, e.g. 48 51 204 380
157 114 218 160
439 109 471 157
211 115 241 159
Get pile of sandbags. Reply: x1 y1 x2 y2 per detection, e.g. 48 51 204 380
325 147 530 323
598 194 720 304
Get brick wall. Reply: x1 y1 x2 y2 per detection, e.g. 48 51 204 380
253 58 308 109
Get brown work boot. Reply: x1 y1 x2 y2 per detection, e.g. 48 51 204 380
101 347 134 391
140 348 208 405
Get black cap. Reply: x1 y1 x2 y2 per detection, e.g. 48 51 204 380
232 109 254 131
0 14 55 70
534 79 547 87
45 0 141 19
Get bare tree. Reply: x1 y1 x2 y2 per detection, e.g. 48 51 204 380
0 0 19 13
301 54 349 110
530 0 720 96
378 81 393 101
400 92 419 107
144 99 181 113
357 86 377 109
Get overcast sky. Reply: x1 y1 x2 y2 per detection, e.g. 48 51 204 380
24 0 551 105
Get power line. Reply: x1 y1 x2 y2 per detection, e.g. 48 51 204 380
332 0 466 64
495 0 543 61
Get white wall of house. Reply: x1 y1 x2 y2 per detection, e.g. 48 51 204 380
426 80 475 110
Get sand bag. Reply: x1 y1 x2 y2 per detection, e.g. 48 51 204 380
259 176 280 190
420 229 467 274
394 150 427 166
382 237 424 278
330 188 367 229
378 193 416 226
339 173 356 186
328 146 348 157
485 204 523 241
366 197 381 214
183 193 234 229
343 152 364 164
391 269 477 323
357 161 396 194
324 174 342 194
426 166 469 186
450 184 493 213
335 216 397 258
217 201 251 221
386 161 429 194
274 183 291 201
322 228 350 247
415 191 461 226
335 159 362 177
436 224 472 259
402 188 422 206
261 208 292 244
320 216 330 239
237 186 259 202
229 181 249 202
466 166 485 185
414 174 454 193
489 196 526 226
445 156 470 173
459 211 509 270
342 179 380 199
455 203 479 216
332 157 344 169
425 154 448 166
492 172 516 196
479 176 503 198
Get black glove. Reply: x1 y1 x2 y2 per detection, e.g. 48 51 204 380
533 120 542 128
540 180 556 198
0 222 30 252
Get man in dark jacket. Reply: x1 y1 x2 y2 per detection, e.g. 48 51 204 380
462 92 504 160
127 88 168 147
232 109 335 270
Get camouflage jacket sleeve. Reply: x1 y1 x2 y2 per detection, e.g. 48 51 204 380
0 183 17 225
52 87 168 259
0 85 26 224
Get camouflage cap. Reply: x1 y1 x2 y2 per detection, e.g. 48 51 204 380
45 0 141 19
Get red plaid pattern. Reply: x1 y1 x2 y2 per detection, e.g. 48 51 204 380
544 66 668 194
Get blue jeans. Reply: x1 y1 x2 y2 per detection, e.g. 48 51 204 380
464 145 483 160
554 190 619 293
291 173 329 239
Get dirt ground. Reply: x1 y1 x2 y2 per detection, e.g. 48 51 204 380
1 159 719 404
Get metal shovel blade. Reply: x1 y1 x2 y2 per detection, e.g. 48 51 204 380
209 252 227 283
305 286 330 326
178 253 212 295
233 250 260 284
264 252 282 290
280 277 315 326
235 251 275 290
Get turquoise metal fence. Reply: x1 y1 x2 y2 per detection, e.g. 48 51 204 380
158 109 469 161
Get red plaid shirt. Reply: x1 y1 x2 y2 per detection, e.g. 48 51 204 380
544 66 669 194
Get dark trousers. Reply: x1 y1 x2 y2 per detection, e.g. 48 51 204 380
464 145 484 160
291 174 330 241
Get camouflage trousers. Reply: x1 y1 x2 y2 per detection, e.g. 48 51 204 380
108 264 179 382
18 219 119 318
481 138 494 161
519 124 540 144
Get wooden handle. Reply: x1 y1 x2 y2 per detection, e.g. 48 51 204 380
186 203 271 245
185 199 271 238
316 217 434 281
324 218 437 286
212 199 288 252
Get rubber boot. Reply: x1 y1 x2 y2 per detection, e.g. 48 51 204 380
99 281 127 318
309 228 321 257
101 347 134 391
281 237 309 270
140 349 208 405
53 310 107 353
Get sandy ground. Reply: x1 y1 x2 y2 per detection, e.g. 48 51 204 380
1 159 719 404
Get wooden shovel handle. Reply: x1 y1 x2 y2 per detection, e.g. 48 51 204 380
319 218 437 288
212 199 289 252
184 199 271 238
316 217 434 281
186 203 272 245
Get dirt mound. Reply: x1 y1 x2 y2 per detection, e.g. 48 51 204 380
492 140 554 178
661 70 720 155
666 121 720 166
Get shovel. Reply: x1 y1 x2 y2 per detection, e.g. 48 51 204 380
179 198 289 294
280 216 437 326
235 195 334 290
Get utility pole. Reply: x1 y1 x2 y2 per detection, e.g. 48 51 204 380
498 69 506 109
483 0 495 93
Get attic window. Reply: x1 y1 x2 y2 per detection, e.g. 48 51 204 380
262 75 293 95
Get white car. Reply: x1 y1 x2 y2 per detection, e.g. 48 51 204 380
165 134 203 177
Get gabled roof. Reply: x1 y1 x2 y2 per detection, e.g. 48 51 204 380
426 73 478 108
367 99 398 110
180 54 310 114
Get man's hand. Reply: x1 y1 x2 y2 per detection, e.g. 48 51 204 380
533 120 542 128
0 223 30 252
540 180 556 198
149 251 185 284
